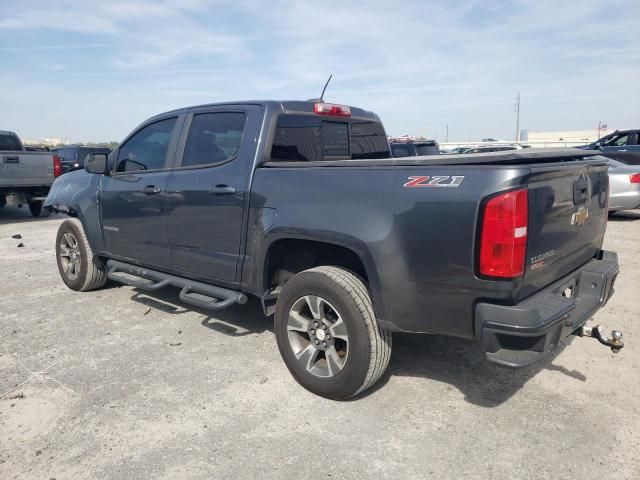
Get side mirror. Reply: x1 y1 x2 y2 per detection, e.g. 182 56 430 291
85 153 108 174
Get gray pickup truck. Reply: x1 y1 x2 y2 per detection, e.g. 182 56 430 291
0 130 61 217
44 100 623 399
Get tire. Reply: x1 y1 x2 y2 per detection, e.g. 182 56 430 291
274 266 392 400
28 200 50 218
55 218 107 291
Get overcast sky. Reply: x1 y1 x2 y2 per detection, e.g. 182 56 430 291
1 0 639 143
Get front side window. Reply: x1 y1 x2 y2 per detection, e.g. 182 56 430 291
602 133 629 147
182 112 246 167
116 117 177 172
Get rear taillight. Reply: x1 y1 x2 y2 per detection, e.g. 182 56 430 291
314 103 351 117
479 189 528 278
53 154 63 178
630 173 640 184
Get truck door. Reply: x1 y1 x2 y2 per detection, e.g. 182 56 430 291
100 115 183 268
165 105 261 284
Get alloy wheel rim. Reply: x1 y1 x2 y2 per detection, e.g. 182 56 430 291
286 295 349 378
59 232 81 280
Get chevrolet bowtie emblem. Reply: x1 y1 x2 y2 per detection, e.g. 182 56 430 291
571 207 589 226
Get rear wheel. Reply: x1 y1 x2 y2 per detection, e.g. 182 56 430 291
56 219 107 291
28 200 50 218
274 266 391 400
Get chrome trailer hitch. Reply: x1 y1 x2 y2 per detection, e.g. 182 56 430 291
575 325 624 353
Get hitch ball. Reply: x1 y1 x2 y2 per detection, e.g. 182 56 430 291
576 325 624 353
610 330 623 353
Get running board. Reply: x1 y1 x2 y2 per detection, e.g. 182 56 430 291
106 259 247 311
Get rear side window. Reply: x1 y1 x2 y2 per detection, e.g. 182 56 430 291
182 112 247 167
116 117 177 172
270 115 390 162
0 134 22 151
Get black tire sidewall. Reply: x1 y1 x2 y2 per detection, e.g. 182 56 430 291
56 220 89 290
275 270 372 400
29 201 42 217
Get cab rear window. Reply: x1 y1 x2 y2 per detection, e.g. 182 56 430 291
270 115 390 162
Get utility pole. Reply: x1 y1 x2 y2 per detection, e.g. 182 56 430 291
445 124 449 143
514 92 521 142
598 120 601 140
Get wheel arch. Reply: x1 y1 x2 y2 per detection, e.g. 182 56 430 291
260 234 386 321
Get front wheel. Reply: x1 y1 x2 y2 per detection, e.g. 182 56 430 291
274 266 392 400
55 219 107 291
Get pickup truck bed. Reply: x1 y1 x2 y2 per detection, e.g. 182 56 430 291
44 100 622 399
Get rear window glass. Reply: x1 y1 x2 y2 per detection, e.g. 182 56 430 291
0 134 23 151
391 144 415 158
270 115 390 162
415 144 438 156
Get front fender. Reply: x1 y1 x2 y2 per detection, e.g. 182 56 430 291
44 171 105 253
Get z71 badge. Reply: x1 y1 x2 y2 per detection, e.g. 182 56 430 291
403 175 465 188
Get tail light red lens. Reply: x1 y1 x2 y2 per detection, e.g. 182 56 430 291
479 189 528 278
314 103 351 117
53 154 63 178
629 173 640 184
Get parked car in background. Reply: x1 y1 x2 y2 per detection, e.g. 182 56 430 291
53 146 111 174
441 146 472 154
0 130 61 216
606 159 640 212
581 129 640 165
390 139 439 157
460 145 523 154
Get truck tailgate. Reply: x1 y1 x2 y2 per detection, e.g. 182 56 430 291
0 152 54 187
520 159 609 298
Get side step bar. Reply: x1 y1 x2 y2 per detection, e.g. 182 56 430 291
106 259 248 311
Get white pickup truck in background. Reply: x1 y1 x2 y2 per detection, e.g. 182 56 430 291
0 130 61 217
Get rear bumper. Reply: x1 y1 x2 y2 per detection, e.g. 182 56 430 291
475 251 619 367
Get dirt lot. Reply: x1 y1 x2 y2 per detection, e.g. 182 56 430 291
0 206 638 480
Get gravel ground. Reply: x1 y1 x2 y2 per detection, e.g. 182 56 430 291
1 206 639 480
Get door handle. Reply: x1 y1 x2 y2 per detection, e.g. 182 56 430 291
209 185 236 195
141 185 161 195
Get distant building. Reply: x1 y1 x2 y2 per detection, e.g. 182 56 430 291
22 136 70 146
520 129 613 144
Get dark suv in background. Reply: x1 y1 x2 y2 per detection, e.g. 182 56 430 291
53 146 111 174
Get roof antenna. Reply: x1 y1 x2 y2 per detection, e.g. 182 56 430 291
320 74 333 101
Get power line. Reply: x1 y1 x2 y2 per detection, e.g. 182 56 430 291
514 92 521 142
